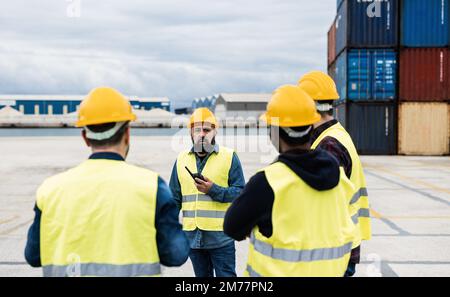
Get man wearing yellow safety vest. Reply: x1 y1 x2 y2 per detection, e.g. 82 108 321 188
224 85 357 277
24 87 190 277
169 108 245 277
299 71 371 277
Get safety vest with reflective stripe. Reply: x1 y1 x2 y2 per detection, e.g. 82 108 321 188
176 147 234 231
312 122 371 241
37 159 160 277
245 162 356 277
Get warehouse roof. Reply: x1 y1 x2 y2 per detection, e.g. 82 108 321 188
217 93 271 103
134 108 175 117
0 95 85 101
0 95 170 103
129 97 170 103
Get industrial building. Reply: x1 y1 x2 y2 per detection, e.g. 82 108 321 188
186 93 272 126
214 93 271 121
0 95 171 115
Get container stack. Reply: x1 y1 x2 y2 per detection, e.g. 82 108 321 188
328 0 450 155
328 0 399 155
397 0 450 155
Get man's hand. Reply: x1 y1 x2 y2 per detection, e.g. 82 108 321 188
195 176 214 194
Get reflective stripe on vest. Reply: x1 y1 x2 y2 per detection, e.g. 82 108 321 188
245 162 356 277
183 210 226 219
246 264 262 277
352 208 370 222
350 187 369 205
37 159 161 277
182 194 215 203
176 146 234 231
43 262 161 277
250 233 353 263
311 122 371 241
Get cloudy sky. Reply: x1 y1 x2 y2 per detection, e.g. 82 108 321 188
0 0 336 108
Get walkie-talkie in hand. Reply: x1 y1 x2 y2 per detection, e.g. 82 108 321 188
185 166 206 182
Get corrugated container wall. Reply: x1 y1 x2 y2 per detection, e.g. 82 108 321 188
333 51 347 101
328 18 337 66
448 104 450 148
334 103 346 128
334 102 397 155
399 103 449 155
337 0 344 11
401 0 450 47
336 0 398 55
328 61 337 88
399 48 450 102
331 49 397 101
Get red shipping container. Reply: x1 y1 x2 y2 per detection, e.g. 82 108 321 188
399 48 450 102
327 19 337 67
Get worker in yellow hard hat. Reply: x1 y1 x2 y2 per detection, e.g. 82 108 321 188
169 107 245 277
24 87 189 277
224 85 356 277
299 70 371 277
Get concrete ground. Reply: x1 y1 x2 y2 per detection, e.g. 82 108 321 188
1 134 449 277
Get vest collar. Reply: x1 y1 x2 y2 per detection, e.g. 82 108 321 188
89 152 125 161
311 119 339 143
189 143 220 155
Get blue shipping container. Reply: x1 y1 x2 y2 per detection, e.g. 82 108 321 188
331 49 397 101
334 102 397 155
401 0 450 47
337 0 344 11
336 0 398 55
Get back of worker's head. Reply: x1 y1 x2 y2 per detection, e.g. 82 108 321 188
298 71 339 118
84 121 130 148
76 87 136 156
260 85 321 153
276 125 313 147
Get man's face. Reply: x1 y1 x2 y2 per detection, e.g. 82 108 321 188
191 122 216 154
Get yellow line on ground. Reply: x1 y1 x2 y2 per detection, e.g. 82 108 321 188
370 209 383 219
382 216 450 220
0 215 19 225
0 219 33 236
368 208 450 220
364 165 450 196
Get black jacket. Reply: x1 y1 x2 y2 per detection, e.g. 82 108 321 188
224 148 341 240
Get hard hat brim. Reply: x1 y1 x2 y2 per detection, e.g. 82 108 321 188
76 113 137 128
314 95 340 101
260 112 321 127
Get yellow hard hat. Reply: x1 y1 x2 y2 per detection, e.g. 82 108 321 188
76 87 137 127
189 108 218 128
298 71 339 100
260 85 321 127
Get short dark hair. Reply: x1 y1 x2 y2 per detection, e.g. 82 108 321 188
317 100 334 117
278 125 313 146
86 122 129 147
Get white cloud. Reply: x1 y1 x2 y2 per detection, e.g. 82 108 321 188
0 0 336 108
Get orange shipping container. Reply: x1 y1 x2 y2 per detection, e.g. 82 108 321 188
399 103 449 156
327 18 337 67
399 48 450 102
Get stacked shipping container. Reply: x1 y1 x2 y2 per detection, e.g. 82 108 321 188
398 0 450 155
329 0 398 155
328 0 450 155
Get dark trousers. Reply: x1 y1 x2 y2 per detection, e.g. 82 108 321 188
345 246 360 277
345 262 357 277
189 242 237 277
